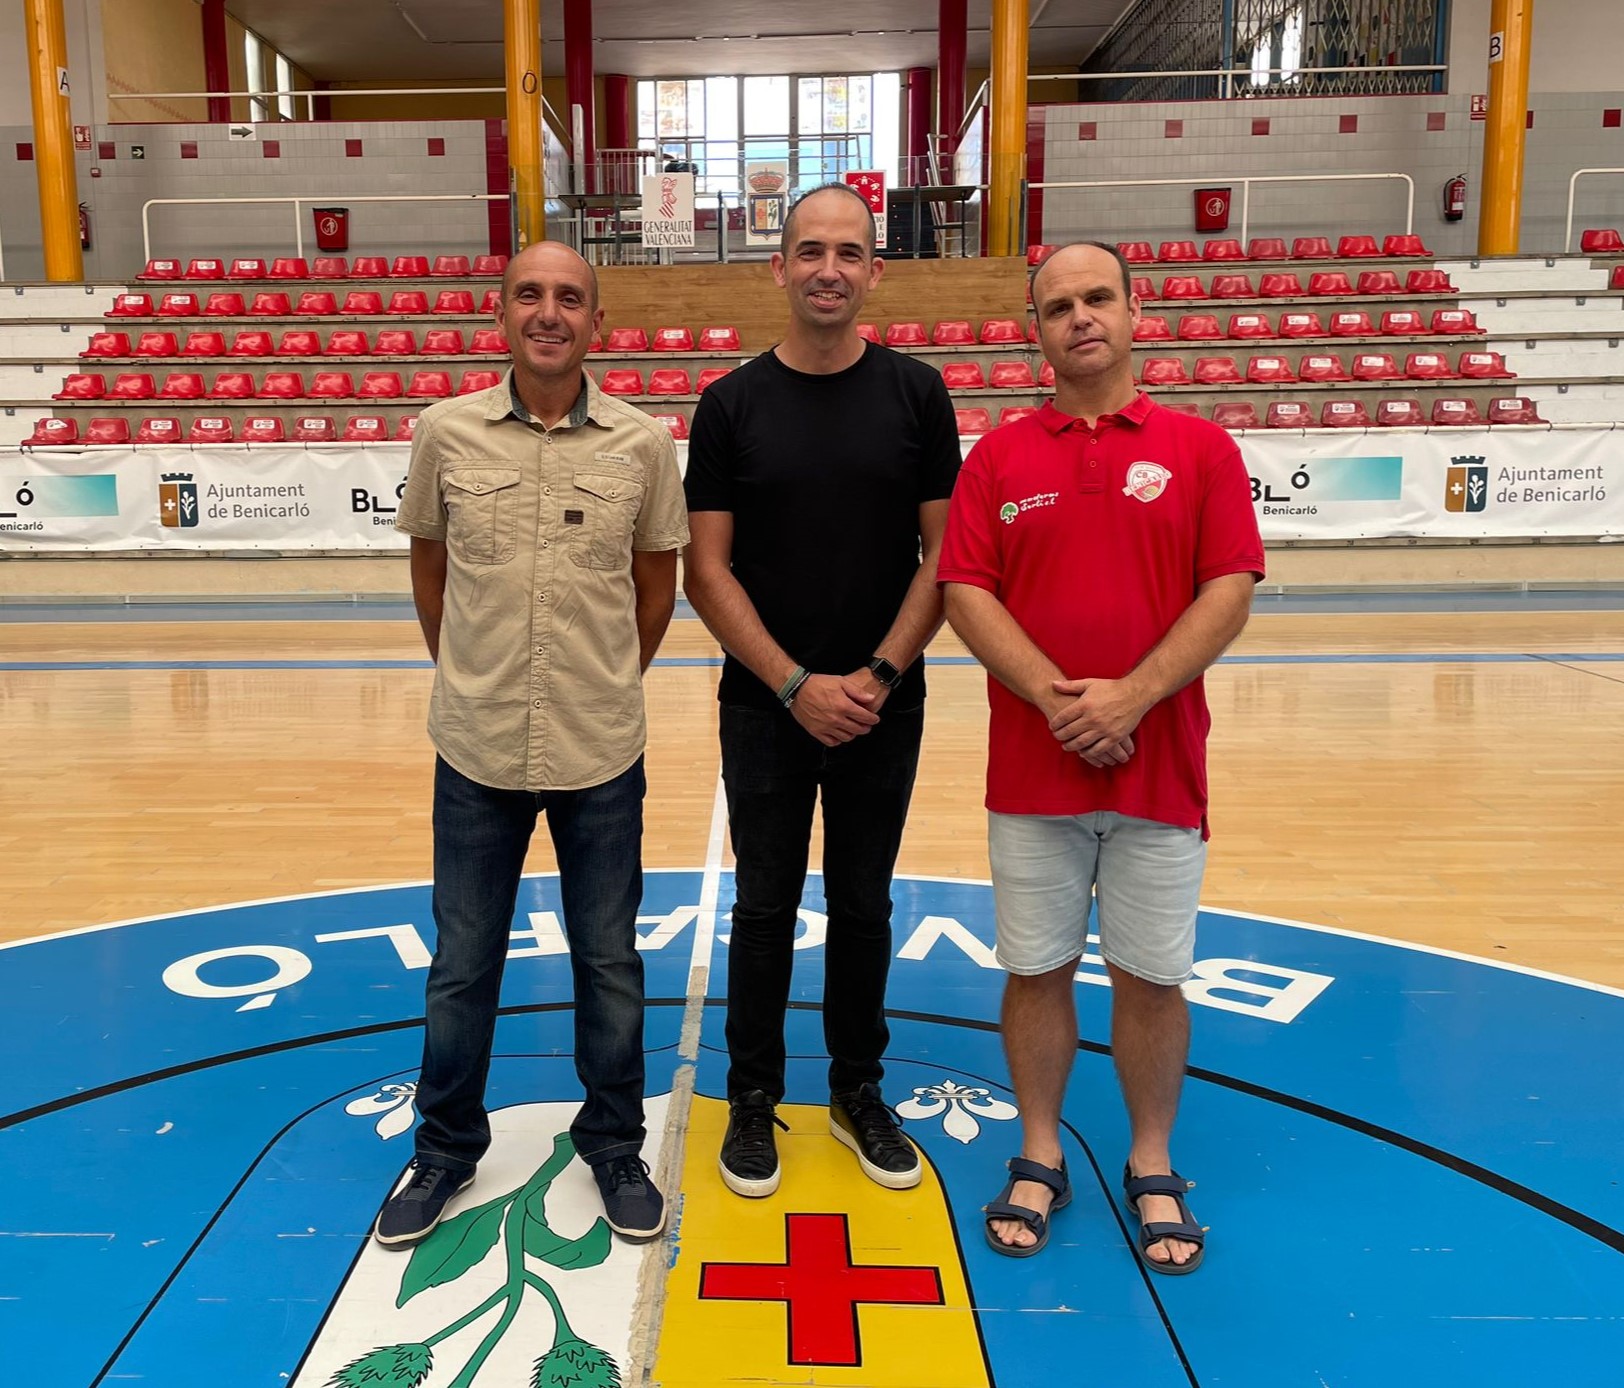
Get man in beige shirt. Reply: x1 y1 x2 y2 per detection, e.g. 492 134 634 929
381 241 689 1249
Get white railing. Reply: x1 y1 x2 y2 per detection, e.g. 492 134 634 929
140 193 510 263
1564 169 1624 253
1026 172 1415 248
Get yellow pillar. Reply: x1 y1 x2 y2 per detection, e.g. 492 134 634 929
988 0 1029 259
1478 0 1533 257
505 0 545 247
25 0 84 281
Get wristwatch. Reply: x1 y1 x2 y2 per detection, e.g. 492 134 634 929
868 656 903 689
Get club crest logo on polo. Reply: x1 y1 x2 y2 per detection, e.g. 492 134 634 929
998 502 1019 524
1123 461 1172 503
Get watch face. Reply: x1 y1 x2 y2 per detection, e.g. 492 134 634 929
870 658 901 688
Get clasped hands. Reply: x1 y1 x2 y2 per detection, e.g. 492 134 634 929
790 666 891 747
1041 676 1151 767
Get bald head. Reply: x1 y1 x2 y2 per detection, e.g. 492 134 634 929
1030 241 1131 307
502 240 599 310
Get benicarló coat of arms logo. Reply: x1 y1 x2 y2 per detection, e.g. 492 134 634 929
159 472 199 528
1122 461 1172 503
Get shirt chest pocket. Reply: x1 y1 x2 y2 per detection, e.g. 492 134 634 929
443 466 523 565
569 471 643 570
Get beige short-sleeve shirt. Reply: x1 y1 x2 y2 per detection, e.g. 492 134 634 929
395 369 689 791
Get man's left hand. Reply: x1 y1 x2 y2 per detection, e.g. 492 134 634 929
847 666 893 716
1048 676 1152 757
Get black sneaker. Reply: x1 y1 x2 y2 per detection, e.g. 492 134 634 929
374 1160 476 1248
830 1083 921 1190
719 1090 790 1198
591 1154 666 1242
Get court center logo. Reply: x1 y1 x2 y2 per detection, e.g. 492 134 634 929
1445 455 1489 513
159 471 200 528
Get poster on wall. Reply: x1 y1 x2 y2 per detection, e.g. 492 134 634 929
842 170 888 249
744 162 789 247
640 171 695 249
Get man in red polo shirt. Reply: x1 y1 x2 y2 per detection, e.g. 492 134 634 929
938 241 1263 1270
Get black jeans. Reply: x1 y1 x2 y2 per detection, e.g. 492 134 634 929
719 701 924 1102
413 755 648 1175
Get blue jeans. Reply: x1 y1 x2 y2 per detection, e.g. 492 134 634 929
719 702 923 1102
413 754 647 1174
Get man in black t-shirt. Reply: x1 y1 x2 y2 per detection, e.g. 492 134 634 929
684 183 961 1198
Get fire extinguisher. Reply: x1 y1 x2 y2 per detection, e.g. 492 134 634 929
1443 174 1467 223
78 202 91 250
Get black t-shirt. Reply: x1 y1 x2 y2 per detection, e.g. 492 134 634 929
685 341 962 709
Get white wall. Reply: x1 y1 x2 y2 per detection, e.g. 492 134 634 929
1450 0 1623 95
0 0 107 127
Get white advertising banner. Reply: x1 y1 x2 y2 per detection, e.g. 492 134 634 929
640 171 696 248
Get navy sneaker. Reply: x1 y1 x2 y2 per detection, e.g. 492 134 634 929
830 1083 921 1189
374 1160 476 1248
591 1154 666 1242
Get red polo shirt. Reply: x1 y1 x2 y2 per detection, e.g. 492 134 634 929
937 394 1264 834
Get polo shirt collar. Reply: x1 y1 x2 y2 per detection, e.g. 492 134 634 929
485 366 605 429
1037 391 1154 434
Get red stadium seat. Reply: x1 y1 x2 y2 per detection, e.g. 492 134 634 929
1356 271 1402 295
1336 235 1381 258
1177 314 1222 340
1208 274 1256 298
258 372 306 399
1246 354 1297 383
1320 399 1371 428
941 362 987 389
1612 265 1624 290
358 371 404 398
998 407 1039 426
1038 362 1055 387
387 292 429 314
607 326 650 351
432 290 475 314
1228 312 1273 339
391 256 430 277
1457 350 1512 379
53 372 106 399
885 321 929 346
1117 241 1154 263
1488 396 1546 424
1202 239 1245 261
1431 398 1483 425
134 416 182 443
650 413 689 440
1329 310 1375 336
1158 241 1200 262
1351 352 1404 381
185 258 225 280
1292 237 1334 259
1140 357 1191 386
1278 312 1324 337
135 331 179 358
1382 235 1432 257
158 372 206 399
81 332 130 357
1380 310 1428 335
249 292 291 316
979 319 1023 344
373 329 418 355
197 292 243 318
470 328 507 353
1129 277 1157 303
696 367 732 391
208 373 256 399
1194 356 1243 385
1405 351 1457 379
989 361 1037 389
393 415 420 440
1133 315 1174 341
473 254 508 275
325 329 371 355
1429 308 1484 335
1210 401 1260 429
342 291 385 315
421 328 466 355
311 256 348 278
456 370 502 395
84 417 131 444
292 416 337 441
350 257 388 277
1260 273 1305 298
1298 353 1351 382
277 330 322 356
295 291 339 316
1025 243 1056 266
1307 271 1356 296
186 416 235 443
110 373 157 400
1161 402 1202 417
227 258 268 279
270 258 310 280
25 417 78 445
181 331 226 356
342 415 390 441
1246 238 1288 260
1027 318 1039 342
1160 275 1207 299
431 255 471 276
107 293 153 317
856 323 882 343
1406 269 1454 292
648 368 692 394
599 369 643 395
139 259 182 280
1579 228 1624 254
954 407 994 435
1375 399 1424 427
653 326 695 351
404 370 452 398
309 371 356 399
157 293 200 317
479 289 500 313
1265 401 1313 428
240 416 286 442
700 325 743 350
229 330 274 356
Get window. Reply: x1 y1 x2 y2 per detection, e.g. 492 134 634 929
275 53 294 121
1280 8 1304 83
243 29 268 122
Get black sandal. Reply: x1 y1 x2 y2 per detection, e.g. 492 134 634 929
1122 1164 1206 1275
983 1156 1071 1258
